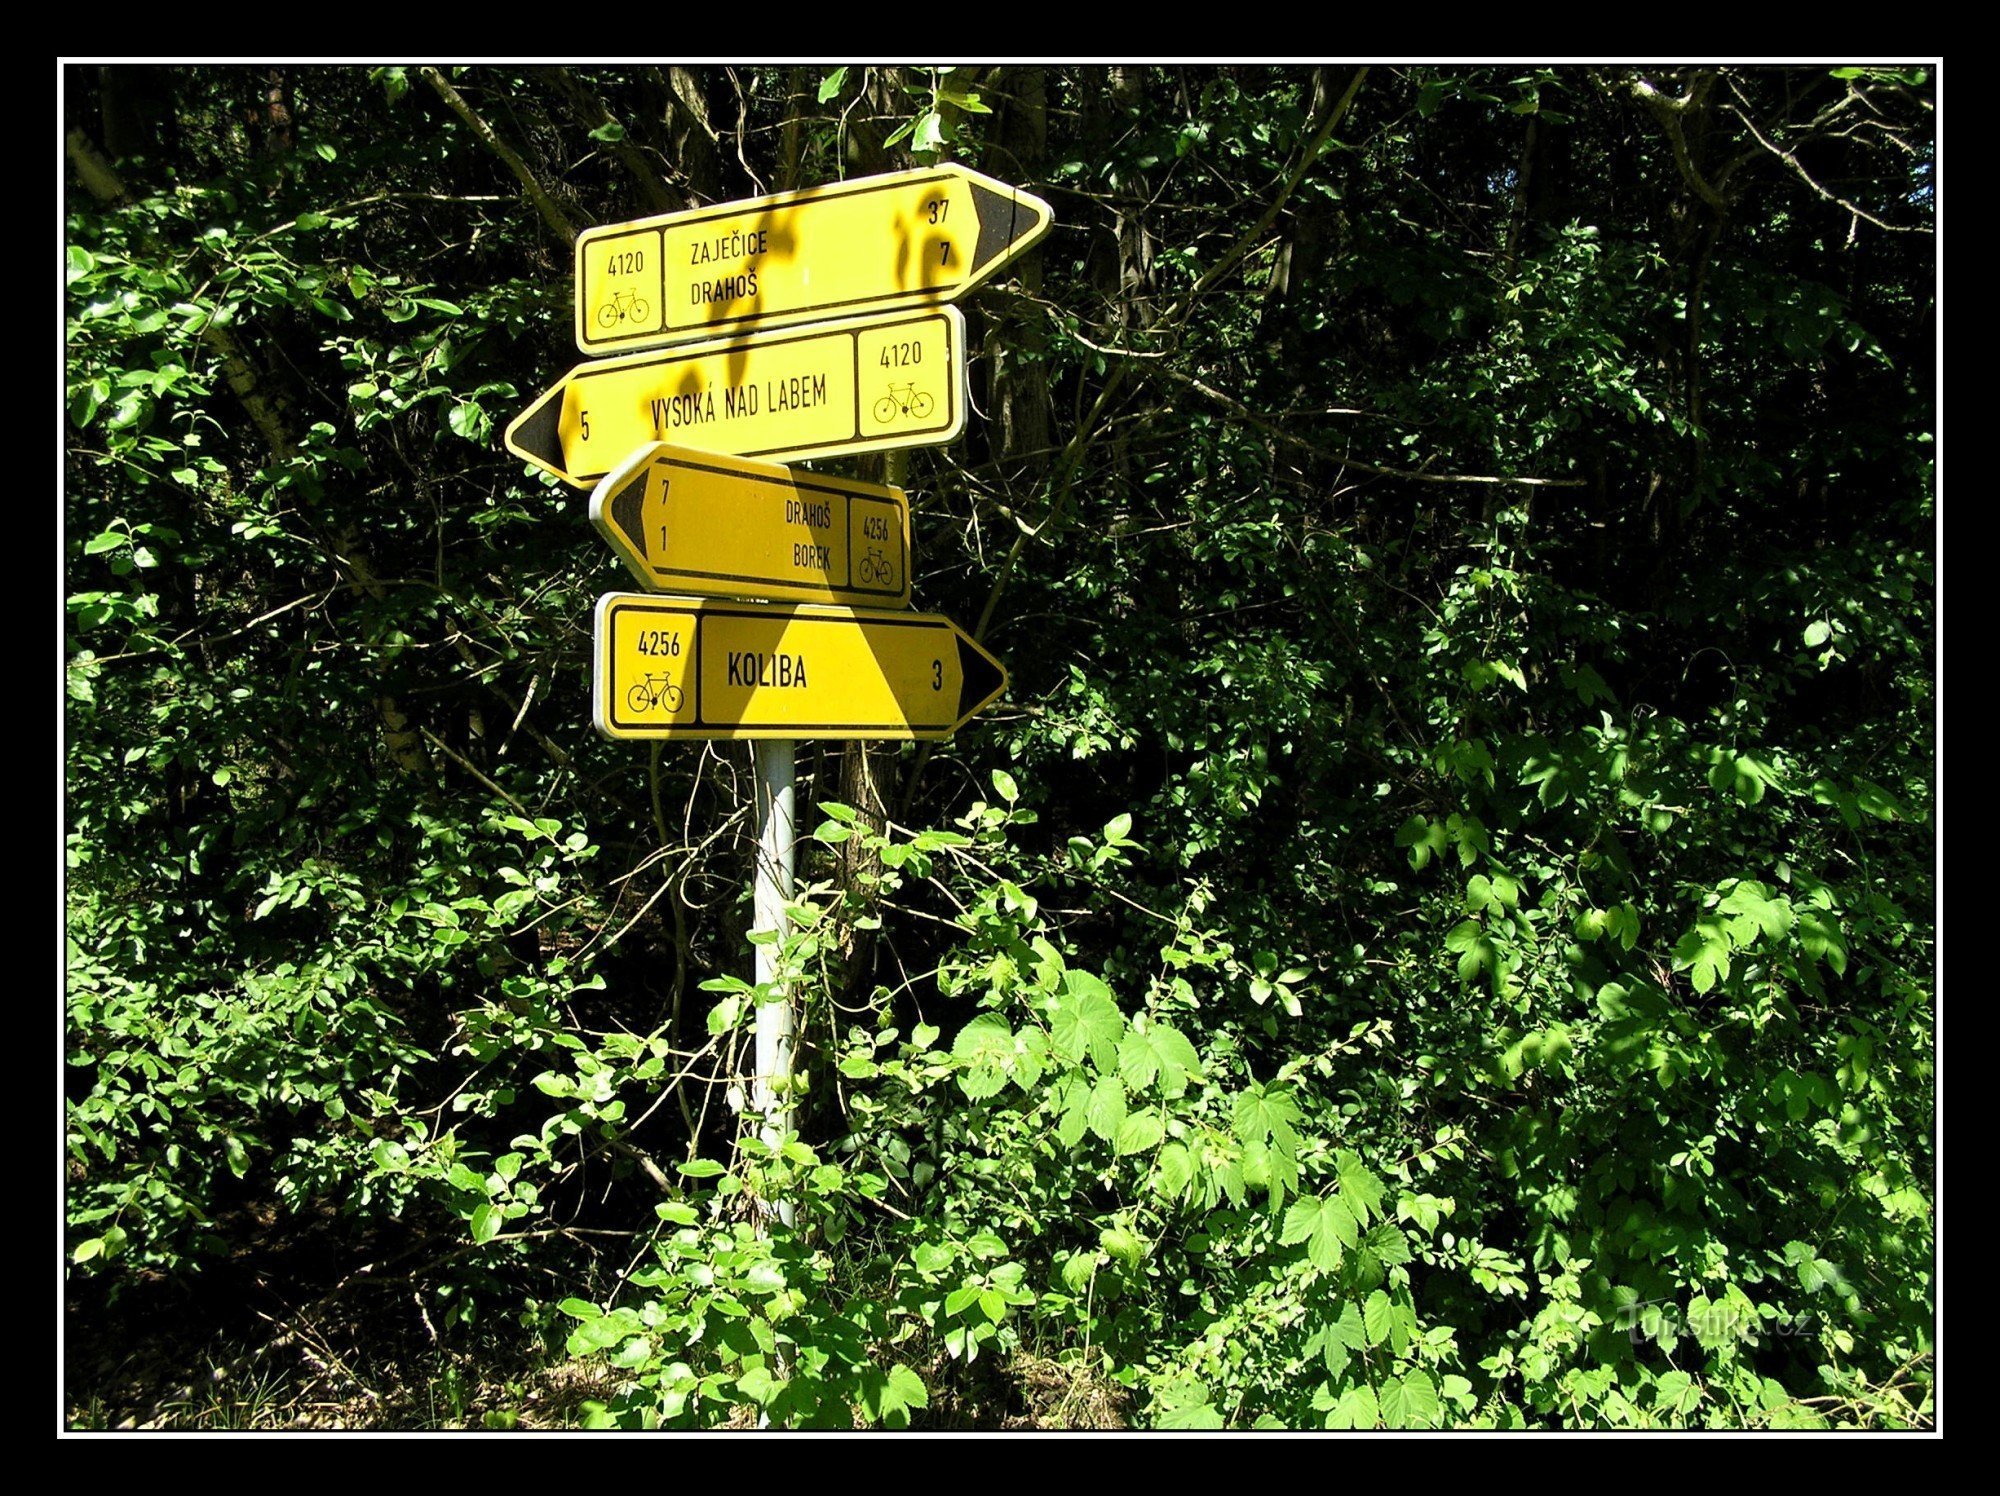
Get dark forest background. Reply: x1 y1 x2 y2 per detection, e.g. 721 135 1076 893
64 63 1934 1429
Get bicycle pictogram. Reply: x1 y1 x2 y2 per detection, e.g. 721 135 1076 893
596 288 652 330
857 545 897 590
626 672 684 716
872 382 935 424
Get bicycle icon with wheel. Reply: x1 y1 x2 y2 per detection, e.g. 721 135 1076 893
596 288 652 330
872 382 934 424
857 546 898 590
626 672 684 716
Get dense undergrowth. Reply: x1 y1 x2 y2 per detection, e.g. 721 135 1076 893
65 62 1935 1429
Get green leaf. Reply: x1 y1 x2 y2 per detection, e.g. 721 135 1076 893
1050 972 1124 1068
1798 909 1849 974
1055 1078 1091 1148
1099 1224 1146 1270
1655 1368 1697 1415
1673 919 1731 994
736 1364 781 1406
447 401 488 441
1156 1142 1193 1200
1380 1370 1441 1428
1363 1289 1396 1347
952 1013 1016 1100
1327 1383 1379 1429
1322 1299 1366 1378
471 1202 502 1244
1232 1082 1303 1155
1708 752 1772 805
1086 1073 1128 1141
70 381 105 428
1116 1028 1160 1091
1114 1110 1164 1156
817 66 850 102
1362 1221 1412 1267
1397 815 1448 871
991 768 1019 804
1335 1150 1384 1225
608 1336 652 1369
1280 1194 1358 1271
880 1363 928 1423
1118 1021 1203 1097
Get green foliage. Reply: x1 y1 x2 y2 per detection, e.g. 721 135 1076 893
66 63 1933 1429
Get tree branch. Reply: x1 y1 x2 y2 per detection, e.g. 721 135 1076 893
1155 363 1584 487
420 726 533 819
1632 75 1730 214
545 67 677 216
1722 81 1927 235
1183 67 1368 307
421 66 577 243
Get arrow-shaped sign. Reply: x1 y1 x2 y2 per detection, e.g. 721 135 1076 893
593 592 1007 742
506 306 965 488
575 163 1054 355
590 442 912 609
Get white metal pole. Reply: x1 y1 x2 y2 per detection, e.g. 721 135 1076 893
750 737 796 1231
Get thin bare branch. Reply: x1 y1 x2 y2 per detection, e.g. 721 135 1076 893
1723 81 1928 235
1155 363 1584 488
421 66 577 242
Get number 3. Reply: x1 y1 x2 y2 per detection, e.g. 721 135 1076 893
931 659 942 691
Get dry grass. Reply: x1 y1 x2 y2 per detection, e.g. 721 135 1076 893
997 1351 1131 1430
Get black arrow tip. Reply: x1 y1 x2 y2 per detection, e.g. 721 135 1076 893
969 178 1052 279
506 383 567 478
956 632 1007 725
608 467 650 559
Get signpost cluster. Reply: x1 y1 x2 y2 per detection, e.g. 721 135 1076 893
506 164 1051 1204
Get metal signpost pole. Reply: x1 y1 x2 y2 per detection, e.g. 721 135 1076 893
750 736 797 1231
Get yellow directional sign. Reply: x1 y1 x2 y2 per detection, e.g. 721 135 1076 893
575 163 1053 355
593 593 1007 742
506 307 965 488
590 442 911 609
